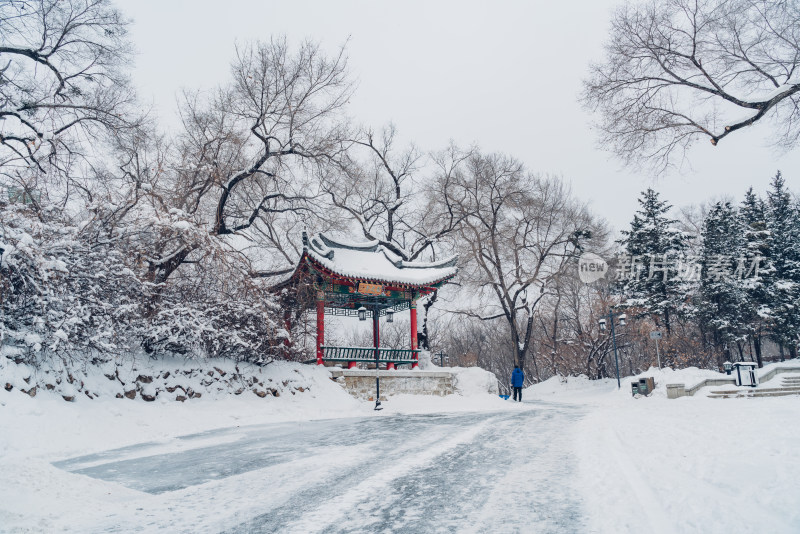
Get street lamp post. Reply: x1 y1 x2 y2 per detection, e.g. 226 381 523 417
599 310 626 389
359 305 382 410
372 305 382 411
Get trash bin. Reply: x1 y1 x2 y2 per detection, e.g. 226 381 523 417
645 377 655 392
632 377 655 397
733 362 759 387
638 378 650 395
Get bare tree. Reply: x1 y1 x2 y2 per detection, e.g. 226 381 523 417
582 0 800 173
142 38 352 286
325 125 465 262
0 0 137 191
447 151 602 376
323 127 469 348
536 273 622 380
437 316 510 369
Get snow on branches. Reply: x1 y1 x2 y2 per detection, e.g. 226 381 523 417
0 203 294 366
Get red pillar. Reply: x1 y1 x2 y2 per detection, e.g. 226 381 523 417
410 301 419 368
373 309 381 370
316 300 324 365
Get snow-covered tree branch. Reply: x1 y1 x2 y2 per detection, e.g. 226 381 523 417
582 0 800 173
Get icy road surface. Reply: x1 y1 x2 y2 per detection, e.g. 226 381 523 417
54 403 585 533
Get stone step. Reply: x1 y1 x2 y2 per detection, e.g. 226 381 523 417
710 388 800 399
711 390 800 399
709 386 800 395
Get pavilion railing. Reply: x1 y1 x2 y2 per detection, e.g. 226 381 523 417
319 346 420 364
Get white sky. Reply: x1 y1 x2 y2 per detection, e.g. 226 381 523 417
118 0 800 233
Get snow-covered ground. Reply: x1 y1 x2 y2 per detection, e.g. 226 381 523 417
528 362 800 533
1 361 799 533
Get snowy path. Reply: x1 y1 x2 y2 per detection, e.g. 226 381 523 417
53 402 586 533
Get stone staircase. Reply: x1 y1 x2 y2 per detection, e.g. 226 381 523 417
709 375 800 399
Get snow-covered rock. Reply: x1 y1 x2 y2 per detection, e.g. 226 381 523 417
452 366 499 396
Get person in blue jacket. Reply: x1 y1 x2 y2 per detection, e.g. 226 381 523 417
511 365 524 402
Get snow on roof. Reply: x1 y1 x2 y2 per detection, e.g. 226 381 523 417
302 232 457 287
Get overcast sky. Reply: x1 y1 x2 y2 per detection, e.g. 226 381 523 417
117 0 799 233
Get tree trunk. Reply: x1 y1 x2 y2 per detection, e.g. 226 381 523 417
550 313 559 376
753 334 763 368
513 337 524 369
144 246 195 317
597 353 607 379
664 305 672 337
528 346 540 383
418 291 438 351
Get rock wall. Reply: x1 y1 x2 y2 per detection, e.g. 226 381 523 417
329 369 455 400
0 356 320 402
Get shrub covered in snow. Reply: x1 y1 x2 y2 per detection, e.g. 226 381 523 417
1 204 142 361
1 203 297 368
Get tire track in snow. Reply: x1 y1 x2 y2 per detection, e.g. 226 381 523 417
225 412 504 534
249 418 495 533
261 406 585 534
329 412 522 534
459 408 586 534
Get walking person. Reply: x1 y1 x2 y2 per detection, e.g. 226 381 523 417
511 365 524 402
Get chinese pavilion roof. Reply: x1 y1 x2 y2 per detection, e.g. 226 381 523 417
283 232 458 289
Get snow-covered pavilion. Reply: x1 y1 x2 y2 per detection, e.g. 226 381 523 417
275 232 458 368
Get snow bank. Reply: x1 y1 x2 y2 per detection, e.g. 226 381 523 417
525 374 619 403
451 366 500 396
525 361 800 405
416 350 500 397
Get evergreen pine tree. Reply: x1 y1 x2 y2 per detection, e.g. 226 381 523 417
740 187 771 366
698 201 749 362
765 171 800 359
618 189 693 335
